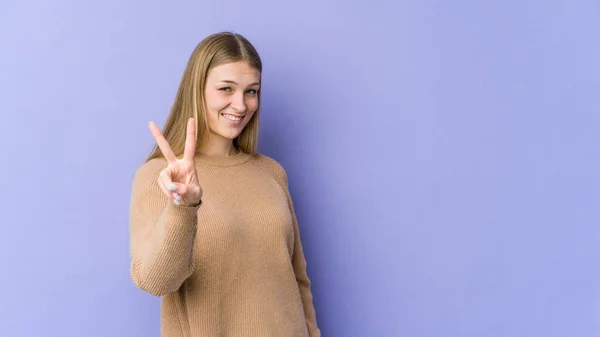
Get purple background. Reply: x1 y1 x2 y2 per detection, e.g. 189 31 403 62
1 0 599 336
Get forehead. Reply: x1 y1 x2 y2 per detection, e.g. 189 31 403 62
207 61 260 82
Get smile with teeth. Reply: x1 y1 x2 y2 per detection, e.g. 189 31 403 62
221 113 244 121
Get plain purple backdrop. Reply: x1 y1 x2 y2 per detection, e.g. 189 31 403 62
1 0 599 336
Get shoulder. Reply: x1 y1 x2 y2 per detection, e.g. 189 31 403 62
252 154 289 186
131 158 168 189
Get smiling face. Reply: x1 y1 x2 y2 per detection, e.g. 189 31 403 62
203 61 261 145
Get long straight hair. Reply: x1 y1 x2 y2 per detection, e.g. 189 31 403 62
146 32 262 162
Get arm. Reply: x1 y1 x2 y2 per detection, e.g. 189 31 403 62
289 202 321 337
275 166 321 336
128 160 200 296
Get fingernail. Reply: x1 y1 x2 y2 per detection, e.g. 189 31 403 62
173 193 181 200
168 183 177 191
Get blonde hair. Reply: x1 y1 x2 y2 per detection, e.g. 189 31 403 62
146 32 262 162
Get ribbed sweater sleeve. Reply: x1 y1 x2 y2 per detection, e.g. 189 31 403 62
268 160 321 337
128 159 200 296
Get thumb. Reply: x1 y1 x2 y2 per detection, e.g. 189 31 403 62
167 182 188 196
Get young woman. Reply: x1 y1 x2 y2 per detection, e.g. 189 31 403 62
128 32 320 336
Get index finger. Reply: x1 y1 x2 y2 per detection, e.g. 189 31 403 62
149 121 178 163
183 118 197 161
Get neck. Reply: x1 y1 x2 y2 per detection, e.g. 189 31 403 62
198 135 239 157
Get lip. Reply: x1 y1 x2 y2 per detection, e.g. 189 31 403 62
221 112 245 118
220 112 245 124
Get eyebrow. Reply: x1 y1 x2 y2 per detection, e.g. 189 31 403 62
219 80 260 86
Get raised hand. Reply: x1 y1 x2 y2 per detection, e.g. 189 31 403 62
148 118 203 207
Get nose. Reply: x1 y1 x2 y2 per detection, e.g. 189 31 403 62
230 92 247 113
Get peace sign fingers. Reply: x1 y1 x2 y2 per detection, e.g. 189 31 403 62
148 121 178 163
146 118 203 206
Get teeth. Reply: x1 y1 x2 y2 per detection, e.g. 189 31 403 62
222 114 243 121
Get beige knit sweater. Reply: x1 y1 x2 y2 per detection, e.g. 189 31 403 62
128 151 320 336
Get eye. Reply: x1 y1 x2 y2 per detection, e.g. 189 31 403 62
246 89 258 95
219 87 232 92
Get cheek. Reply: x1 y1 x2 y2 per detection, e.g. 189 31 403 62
243 100 259 121
205 93 228 113
247 97 259 112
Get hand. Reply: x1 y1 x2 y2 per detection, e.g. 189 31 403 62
148 118 203 207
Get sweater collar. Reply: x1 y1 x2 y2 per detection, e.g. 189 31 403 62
195 151 252 167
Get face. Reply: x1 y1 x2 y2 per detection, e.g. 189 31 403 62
204 61 261 143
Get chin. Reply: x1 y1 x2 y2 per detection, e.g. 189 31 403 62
215 130 244 141
209 118 251 141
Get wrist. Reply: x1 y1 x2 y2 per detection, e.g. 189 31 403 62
174 198 201 208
